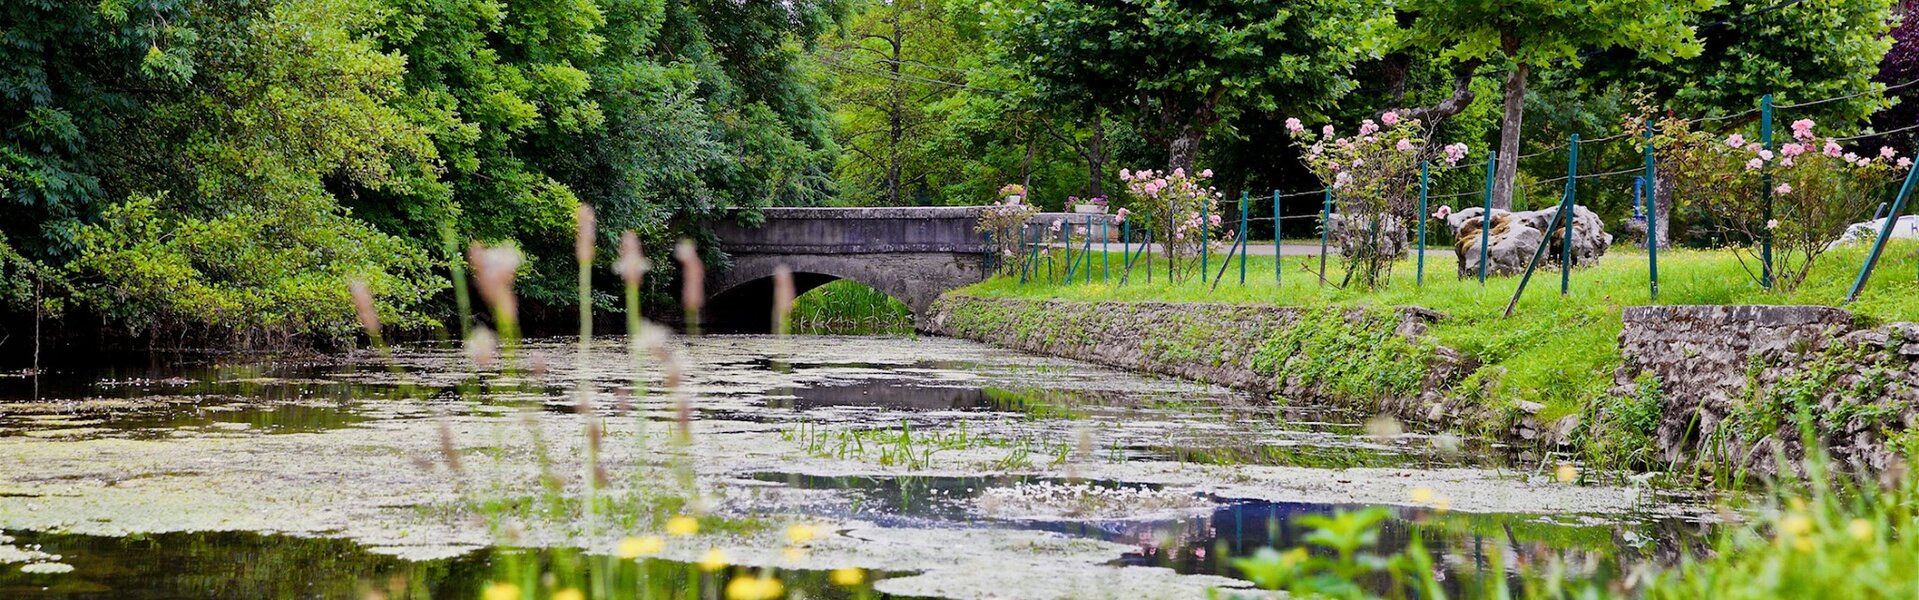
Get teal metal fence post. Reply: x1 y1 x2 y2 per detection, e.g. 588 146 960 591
1644 124 1661 302
1503 135 1579 317
1083 214 1093 285
1479 150 1498 284
1201 200 1210 283
1273 189 1283 286
1239 190 1248 285
1416 161 1429 287
1560 135 1580 295
1845 146 1919 303
1063 218 1075 282
1760 94 1775 289
1019 223 1030 284
1102 215 1110 284
983 231 992 276
1319 189 1331 286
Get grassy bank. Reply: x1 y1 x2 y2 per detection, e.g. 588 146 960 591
958 242 1919 426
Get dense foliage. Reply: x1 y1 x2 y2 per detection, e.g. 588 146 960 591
0 0 1908 351
0 0 838 347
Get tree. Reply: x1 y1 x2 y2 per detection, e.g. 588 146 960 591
1395 0 1712 209
820 0 975 205
996 0 1376 173
1573 0 1895 246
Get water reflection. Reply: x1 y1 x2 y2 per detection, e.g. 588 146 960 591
0 530 918 600
747 472 1706 595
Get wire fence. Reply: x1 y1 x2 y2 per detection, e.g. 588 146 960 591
996 75 1919 309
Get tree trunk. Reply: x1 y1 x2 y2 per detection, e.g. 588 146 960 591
885 18 905 206
1085 114 1105 197
1492 61 1529 210
1167 125 1201 173
1020 133 1037 193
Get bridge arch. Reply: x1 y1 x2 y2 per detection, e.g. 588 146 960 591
704 207 988 332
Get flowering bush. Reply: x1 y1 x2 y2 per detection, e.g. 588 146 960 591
977 184 1040 275
1638 112 1908 291
1285 113 1466 288
1118 167 1226 281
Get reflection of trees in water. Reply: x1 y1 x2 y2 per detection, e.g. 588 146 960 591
0 530 487 599
1097 500 1707 598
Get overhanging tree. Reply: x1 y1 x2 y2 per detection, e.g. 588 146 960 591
995 0 1377 172
1396 0 1712 209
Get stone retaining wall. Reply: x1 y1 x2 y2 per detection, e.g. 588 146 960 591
933 295 1919 470
1614 305 1919 472
926 295 1505 434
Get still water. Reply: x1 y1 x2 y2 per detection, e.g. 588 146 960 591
0 336 1706 598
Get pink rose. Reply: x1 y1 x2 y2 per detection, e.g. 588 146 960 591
1725 134 1746 148
1358 120 1378 136
1396 139 1415 152
1285 118 1304 134
1792 119 1815 141
1209 214 1222 227
1883 146 1898 160
1172 167 1185 178
1780 143 1805 157
1120 168 1132 180
1900 157 1913 168
1757 149 1774 161
1322 125 1335 137
1824 142 1844 158
1381 111 1401 126
1746 158 1764 170
1199 169 1213 178
1776 183 1793 195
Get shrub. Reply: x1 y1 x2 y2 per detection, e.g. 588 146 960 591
1636 109 1908 291
1285 113 1468 289
1117 166 1226 282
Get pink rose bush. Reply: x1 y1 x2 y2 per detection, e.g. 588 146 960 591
1284 110 1466 288
976 183 1040 274
1116 167 1228 281
1638 112 1910 291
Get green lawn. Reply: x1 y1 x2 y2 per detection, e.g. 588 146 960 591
958 241 1919 423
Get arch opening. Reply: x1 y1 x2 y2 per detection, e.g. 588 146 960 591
702 272 913 334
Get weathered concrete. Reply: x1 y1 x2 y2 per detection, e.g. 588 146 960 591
1613 305 1919 473
708 207 988 330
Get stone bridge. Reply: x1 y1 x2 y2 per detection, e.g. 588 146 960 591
706 207 987 331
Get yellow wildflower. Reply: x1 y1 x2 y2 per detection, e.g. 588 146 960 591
553 589 584 600
1408 487 1436 503
617 535 664 559
1779 513 1813 537
830 567 867 586
667 515 700 536
785 523 819 545
1555 463 1578 484
481 582 520 600
1849 519 1874 541
698 548 730 572
724 575 786 600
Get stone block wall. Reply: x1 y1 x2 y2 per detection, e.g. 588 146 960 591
1614 305 1919 472
927 295 1496 432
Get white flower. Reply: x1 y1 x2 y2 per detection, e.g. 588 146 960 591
1766 219 1780 230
